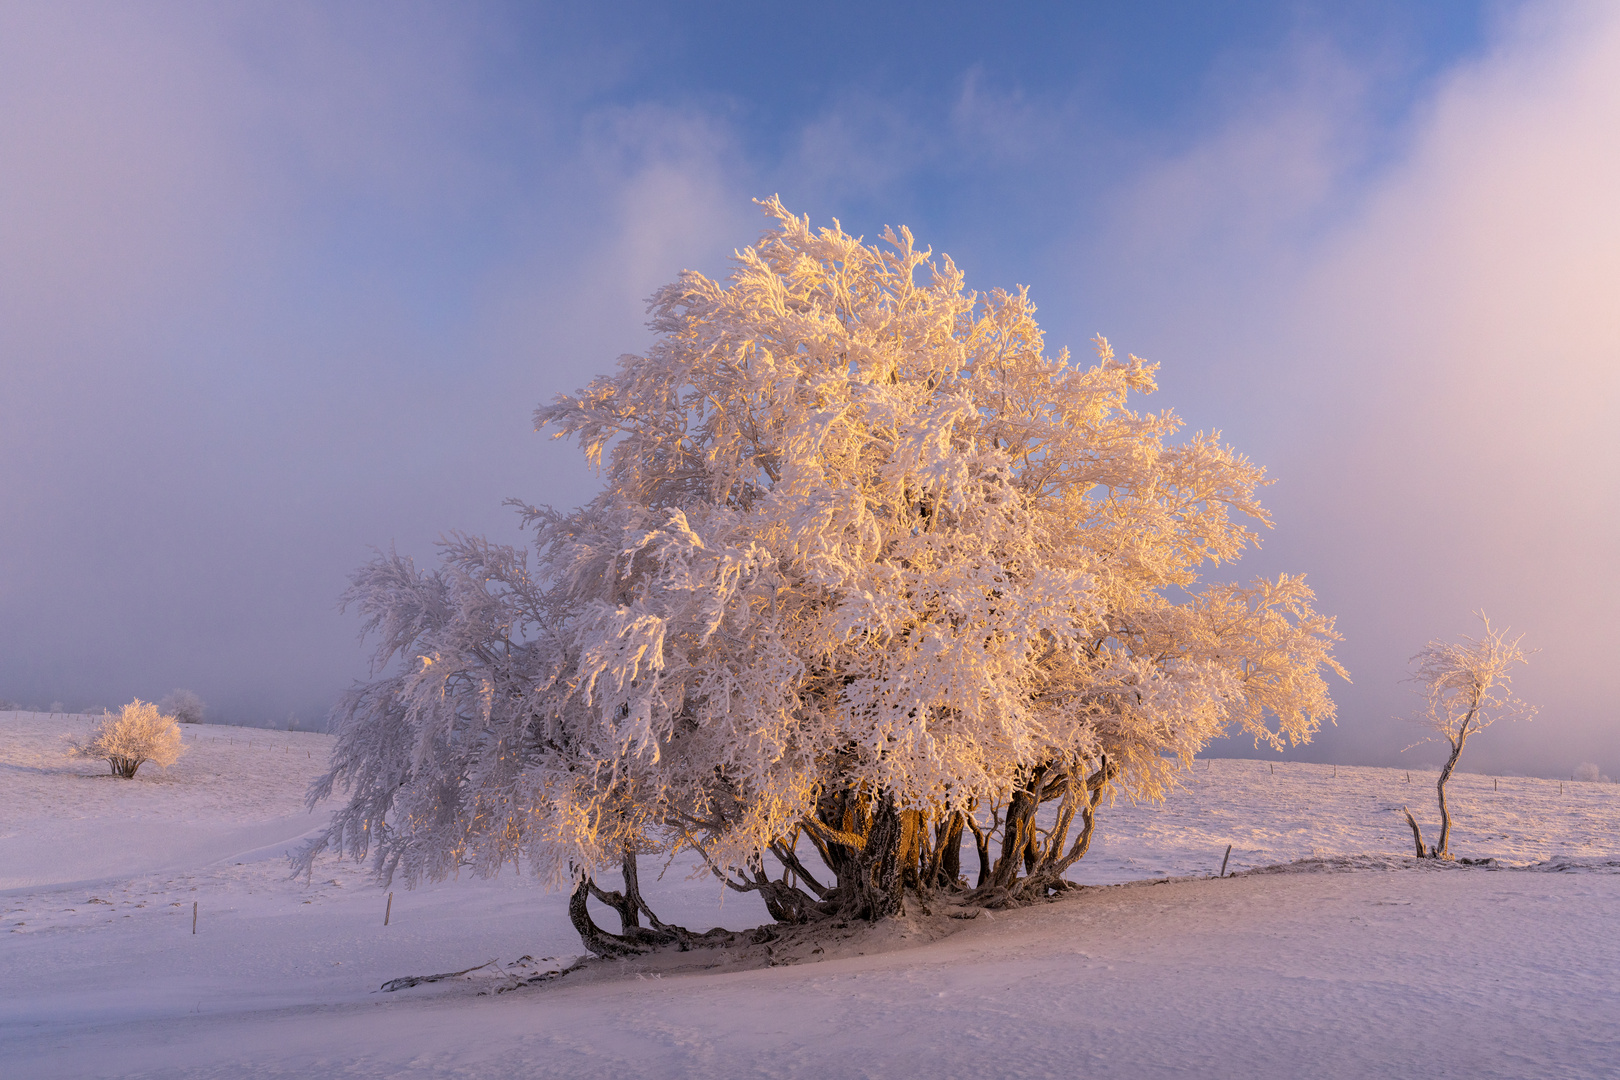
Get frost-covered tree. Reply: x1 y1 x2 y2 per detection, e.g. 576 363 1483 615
69 699 186 779
1401 614 1535 860
159 689 205 725
300 198 1345 953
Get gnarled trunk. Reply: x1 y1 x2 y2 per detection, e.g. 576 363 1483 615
567 849 692 957
839 795 908 920
1433 730 1469 860
922 812 965 890
998 757 1115 900
569 761 1126 957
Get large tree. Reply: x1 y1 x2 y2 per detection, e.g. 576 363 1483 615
299 199 1346 954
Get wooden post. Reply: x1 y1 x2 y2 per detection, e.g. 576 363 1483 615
384 892 393 927
192 901 198 935
1219 844 1232 878
1494 777 1498 792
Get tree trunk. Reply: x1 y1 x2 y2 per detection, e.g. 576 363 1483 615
1401 806 1428 858
568 878 653 957
1434 732 1469 860
965 815 991 888
1061 765 1110 870
568 850 693 957
989 784 1040 891
1009 757 1113 899
840 795 907 920
770 838 831 899
586 858 642 932
898 809 925 890
926 812 964 888
941 813 964 886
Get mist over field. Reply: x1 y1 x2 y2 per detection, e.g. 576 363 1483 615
2 2 1616 777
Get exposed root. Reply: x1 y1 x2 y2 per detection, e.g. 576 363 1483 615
380 959 499 992
381 954 590 994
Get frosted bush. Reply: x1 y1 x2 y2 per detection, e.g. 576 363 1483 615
305 198 1346 949
69 699 186 779
159 688 206 725
1573 762 1609 783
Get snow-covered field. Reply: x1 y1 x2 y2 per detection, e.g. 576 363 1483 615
3 709 1618 1079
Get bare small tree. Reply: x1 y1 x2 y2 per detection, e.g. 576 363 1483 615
68 699 187 779
1401 614 1535 859
159 688 206 725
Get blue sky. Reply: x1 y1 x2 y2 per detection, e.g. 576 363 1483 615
3 1 1616 777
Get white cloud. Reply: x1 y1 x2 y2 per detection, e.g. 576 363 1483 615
1070 3 1620 771
0 5 751 722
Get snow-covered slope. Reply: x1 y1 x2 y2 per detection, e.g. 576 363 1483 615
2 710 1617 1079
0 712 334 890
1079 754 1620 882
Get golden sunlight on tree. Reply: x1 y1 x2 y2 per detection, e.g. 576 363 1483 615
69 698 186 779
300 198 1347 955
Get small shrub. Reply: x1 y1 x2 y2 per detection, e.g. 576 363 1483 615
159 688 205 725
1574 762 1610 783
69 699 186 779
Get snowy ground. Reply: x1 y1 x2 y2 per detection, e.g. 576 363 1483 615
3 710 1618 1079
